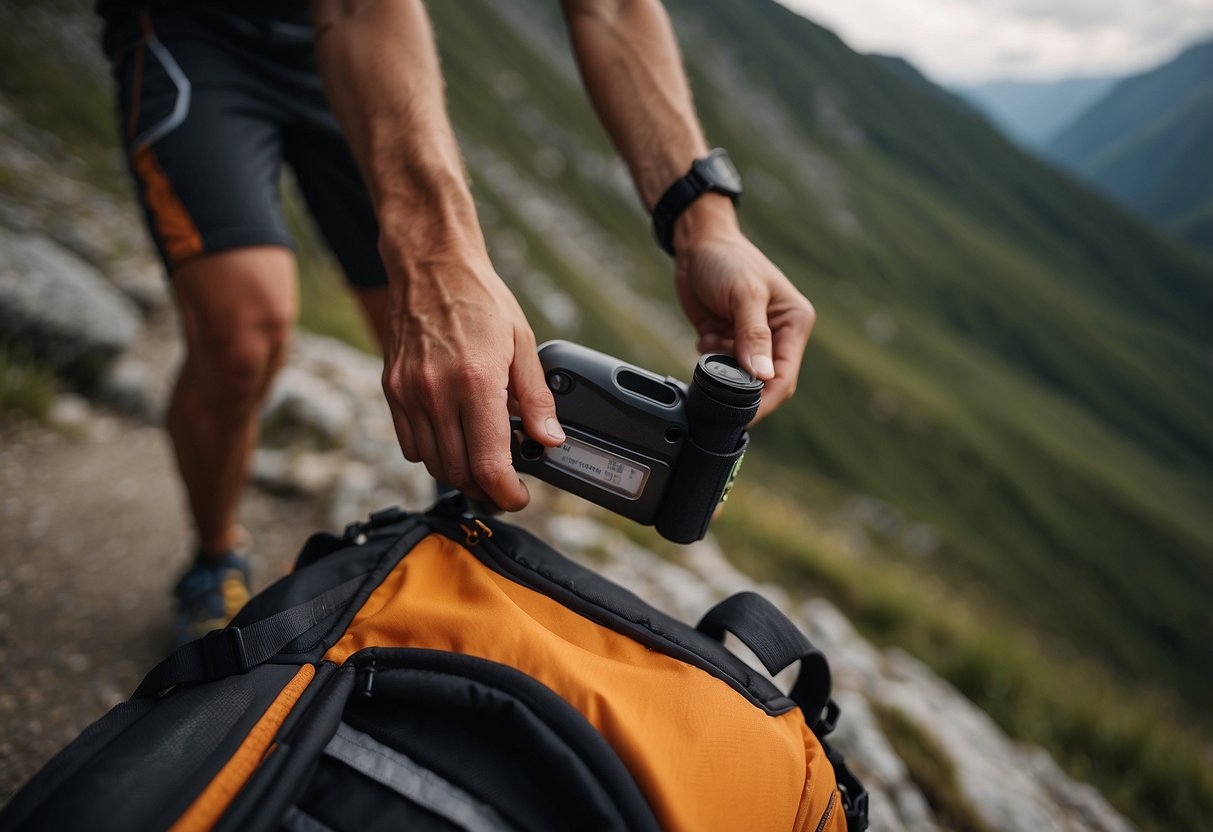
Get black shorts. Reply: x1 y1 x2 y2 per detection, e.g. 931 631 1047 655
109 9 388 288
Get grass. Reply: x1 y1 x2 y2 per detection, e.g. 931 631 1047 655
0 1 126 195
0 346 56 422
874 704 991 832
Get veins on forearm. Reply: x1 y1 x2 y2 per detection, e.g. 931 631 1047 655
565 0 708 208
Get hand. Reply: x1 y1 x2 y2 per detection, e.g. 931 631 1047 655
673 196 816 421
379 251 565 511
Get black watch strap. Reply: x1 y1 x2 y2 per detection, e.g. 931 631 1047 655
652 148 742 257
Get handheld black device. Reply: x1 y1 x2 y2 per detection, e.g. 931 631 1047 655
510 340 762 543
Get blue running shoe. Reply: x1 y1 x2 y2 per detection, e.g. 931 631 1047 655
173 551 251 647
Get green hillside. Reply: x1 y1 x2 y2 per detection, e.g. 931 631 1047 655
3 0 1212 826
416 0 1213 707
1049 40 1213 249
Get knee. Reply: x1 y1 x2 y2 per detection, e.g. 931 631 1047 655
191 311 293 413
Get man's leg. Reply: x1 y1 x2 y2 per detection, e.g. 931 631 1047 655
167 246 298 557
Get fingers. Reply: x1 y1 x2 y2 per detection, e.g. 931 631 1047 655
510 331 565 449
730 282 775 381
753 297 815 422
384 360 504 507
384 363 443 476
383 366 421 463
459 364 529 510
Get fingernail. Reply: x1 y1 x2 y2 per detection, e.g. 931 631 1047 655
752 355 774 378
545 417 565 442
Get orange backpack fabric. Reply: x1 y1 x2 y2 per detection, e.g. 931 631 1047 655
321 533 842 831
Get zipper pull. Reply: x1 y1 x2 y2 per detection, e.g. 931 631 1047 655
360 659 376 697
458 517 493 547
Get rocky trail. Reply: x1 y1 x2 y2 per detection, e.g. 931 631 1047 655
0 89 1136 830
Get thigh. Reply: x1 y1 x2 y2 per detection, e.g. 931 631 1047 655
114 21 294 272
283 119 389 291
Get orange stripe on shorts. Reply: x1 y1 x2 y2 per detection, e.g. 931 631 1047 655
132 145 203 266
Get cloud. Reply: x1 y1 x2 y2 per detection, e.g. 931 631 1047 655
775 0 1213 82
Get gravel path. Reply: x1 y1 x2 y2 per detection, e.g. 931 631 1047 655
0 415 320 803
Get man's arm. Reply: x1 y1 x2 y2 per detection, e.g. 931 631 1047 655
562 0 815 418
310 0 565 510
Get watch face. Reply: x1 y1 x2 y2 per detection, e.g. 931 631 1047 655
700 151 743 194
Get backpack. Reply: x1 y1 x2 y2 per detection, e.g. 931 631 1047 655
0 498 868 831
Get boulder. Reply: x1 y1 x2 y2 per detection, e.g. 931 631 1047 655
0 230 139 378
95 355 164 421
261 366 356 446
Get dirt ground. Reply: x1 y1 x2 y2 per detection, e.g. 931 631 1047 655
0 415 323 803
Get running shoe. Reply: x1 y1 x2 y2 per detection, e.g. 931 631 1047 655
173 550 251 647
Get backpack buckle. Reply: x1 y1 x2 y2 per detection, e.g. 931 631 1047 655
201 627 250 678
814 699 841 737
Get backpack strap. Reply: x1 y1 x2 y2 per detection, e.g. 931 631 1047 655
696 591 832 733
132 575 365 698
696 591 869 831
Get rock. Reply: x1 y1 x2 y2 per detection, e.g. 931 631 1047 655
289 451 346 496
262 366 356 445
828 691 938 832
48 215 111 271
368 453 437 510
872 649 1136 832
0 230 140 378
798 598 886 689
105 257 170 316
250 448 291 491
1026 749 1137 832
682 536 759 598
95 356 164 421
47 394 91 431
250 448 346 498
324 462 378 530
0 196 34 233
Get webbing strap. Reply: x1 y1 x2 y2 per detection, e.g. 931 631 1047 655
696 591 832 734
132 575 364 698
324 723 512 832
697 591 869 831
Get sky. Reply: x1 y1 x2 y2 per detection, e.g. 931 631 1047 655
775 0 1213 84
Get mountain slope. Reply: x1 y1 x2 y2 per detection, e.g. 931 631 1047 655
956 76 1119 147
1048 40 1213 248
414 0 1213 722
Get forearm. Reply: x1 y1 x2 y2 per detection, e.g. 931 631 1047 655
561 0 731 230
311 0 487 278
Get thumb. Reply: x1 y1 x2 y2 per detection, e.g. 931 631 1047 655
732 286 775 380
511 335 565 448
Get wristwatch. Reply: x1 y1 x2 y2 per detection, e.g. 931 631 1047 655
651 148 743 256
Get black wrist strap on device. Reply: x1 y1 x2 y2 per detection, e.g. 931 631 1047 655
651 148 741 257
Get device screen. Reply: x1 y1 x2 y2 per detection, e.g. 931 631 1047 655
545 436 650 500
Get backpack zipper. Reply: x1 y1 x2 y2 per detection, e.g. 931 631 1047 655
459 518 493 547
428 514 795 716
813 788 838 832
